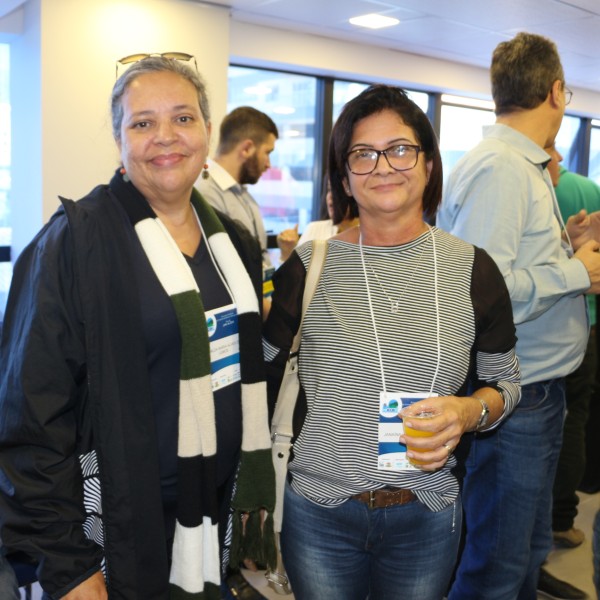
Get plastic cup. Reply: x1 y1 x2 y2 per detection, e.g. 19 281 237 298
400 406 442 466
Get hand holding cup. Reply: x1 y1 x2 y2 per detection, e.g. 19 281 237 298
400 405 445 467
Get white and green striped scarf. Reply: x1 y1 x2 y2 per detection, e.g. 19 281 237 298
111 171 276 599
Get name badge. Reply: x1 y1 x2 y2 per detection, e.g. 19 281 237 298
377 391 437 471
206 303 241 392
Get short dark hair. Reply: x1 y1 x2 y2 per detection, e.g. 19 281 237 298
217 106 279 154
328 85 443 222
491 32 564 116
111 56 210 142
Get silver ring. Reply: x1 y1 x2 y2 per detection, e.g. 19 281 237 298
443 443 453 456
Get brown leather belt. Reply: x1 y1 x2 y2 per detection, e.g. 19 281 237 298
351 487 416 509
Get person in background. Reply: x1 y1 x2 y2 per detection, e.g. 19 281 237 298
277 176 359 261
553 162 600 503
437 32 600 600
534 144 592 600
264 84 520 600
196 106 298 268
548 145 600 548
0 55 275 599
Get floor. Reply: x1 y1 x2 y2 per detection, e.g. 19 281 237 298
21 491 600 599
539 491 599 600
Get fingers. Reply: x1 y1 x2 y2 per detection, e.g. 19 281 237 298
402 435 457 469
406 447 451 471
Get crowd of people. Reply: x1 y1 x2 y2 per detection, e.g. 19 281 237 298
0 28 599 600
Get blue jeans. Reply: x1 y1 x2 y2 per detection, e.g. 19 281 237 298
449 378 566 600
281 483 461 600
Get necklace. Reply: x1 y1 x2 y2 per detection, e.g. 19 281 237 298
360 226 433 314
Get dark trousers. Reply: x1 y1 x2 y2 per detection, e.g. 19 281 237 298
552 329 597 530
580 317 600 493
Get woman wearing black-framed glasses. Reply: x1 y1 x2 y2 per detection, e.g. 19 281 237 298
263 85 521 599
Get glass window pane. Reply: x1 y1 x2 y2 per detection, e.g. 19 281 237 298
590 127 600 186
333 81 369 121
332 81 428 122
227 66 317 237
439 104 495 178
555 115 580 169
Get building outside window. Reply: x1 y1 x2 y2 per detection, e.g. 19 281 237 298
555 114 581 171
439 101 495 178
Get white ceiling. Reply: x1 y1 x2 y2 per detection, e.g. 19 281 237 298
195 0 600 93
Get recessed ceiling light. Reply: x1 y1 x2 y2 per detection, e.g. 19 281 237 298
349 13 400 30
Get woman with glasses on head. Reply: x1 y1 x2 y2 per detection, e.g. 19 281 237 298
263 85 521 600
0 56 275 599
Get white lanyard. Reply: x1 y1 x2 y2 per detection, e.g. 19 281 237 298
359 225 441 395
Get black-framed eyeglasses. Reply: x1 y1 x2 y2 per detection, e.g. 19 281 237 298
346 144 422 175
115 52 198 79
564 85 573 106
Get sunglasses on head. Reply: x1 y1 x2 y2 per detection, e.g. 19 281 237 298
115 52 197 78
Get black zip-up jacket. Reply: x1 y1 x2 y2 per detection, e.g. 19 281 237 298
0 183 262 599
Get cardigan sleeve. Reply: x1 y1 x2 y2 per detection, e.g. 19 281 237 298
470 246 521 425
262 250 306 411
0 213 104 597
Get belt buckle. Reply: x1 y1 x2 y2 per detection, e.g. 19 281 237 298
369 490 376 509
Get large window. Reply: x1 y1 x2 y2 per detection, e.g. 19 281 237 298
226 66 600 244
227 67 317 235
0 43 10 317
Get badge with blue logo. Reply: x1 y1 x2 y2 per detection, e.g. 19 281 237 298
378 391 436 471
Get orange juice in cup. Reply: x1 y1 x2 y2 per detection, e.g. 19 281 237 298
400 408 441 466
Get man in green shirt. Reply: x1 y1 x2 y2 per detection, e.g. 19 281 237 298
535 145 600 600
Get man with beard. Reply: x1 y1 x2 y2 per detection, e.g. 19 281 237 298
197 106 281 268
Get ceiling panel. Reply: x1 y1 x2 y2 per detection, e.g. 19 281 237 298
186 0 600 92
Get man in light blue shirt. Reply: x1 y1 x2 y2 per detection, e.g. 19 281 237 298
438 32 600 600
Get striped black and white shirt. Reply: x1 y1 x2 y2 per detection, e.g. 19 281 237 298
264 227 520 511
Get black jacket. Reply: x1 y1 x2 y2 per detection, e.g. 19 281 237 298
0 183 262 598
